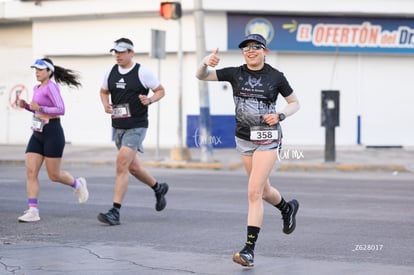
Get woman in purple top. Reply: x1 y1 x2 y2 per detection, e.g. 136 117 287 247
17 58 89 222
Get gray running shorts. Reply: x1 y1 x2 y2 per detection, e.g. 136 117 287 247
114 127 147 153
235 136 281 156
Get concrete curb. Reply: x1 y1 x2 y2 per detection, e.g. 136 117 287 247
146 160 247 170
1 159 410 172
143 161 237 170
277 163 408 172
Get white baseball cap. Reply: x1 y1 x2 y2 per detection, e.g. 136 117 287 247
30 59 55 72
110 41 134 52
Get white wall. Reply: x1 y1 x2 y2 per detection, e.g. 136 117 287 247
267 51 414 146
1 0 414 147
359 55 414 146
0 23 33 144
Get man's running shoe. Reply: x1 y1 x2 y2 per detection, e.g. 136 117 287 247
155 182 169 211
97 208 120 225
232 246 254 267
74 177 89 203
282 199 299 234
18 208 40 222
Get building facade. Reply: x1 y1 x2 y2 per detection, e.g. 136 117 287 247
1 0 414 148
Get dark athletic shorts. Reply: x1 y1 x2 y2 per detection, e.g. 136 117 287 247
25 118 65 158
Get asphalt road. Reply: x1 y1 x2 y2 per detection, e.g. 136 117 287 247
0 164 413 275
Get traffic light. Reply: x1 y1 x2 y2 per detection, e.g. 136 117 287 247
160 2 182 20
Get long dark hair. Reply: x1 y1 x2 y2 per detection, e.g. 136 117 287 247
43 58 82 88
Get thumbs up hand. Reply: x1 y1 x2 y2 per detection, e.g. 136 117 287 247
203 48 220 67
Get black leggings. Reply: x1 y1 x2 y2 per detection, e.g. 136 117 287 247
25 118 65 158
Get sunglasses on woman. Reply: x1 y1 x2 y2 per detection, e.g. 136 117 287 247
241 44 265 52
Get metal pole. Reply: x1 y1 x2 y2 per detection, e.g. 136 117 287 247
325 127 336 162
357 115 361 145
170 14 190 161
155 58 161 160
177 17 183 150
150 29 165 160
194 0 213 162
165 2 190 161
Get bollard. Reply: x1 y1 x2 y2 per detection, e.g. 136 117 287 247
321 90 340 162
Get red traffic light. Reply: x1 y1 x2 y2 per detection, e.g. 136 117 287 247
160 2 182 20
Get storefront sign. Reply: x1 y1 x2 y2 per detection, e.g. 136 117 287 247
228 14 414 54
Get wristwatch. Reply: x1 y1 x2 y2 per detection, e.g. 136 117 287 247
278 113 286 122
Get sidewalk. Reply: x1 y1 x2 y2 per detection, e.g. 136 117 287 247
1 143 413 173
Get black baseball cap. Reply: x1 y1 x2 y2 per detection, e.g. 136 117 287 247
238 33 267 48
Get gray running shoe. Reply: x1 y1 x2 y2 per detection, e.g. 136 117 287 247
155 182 169 211
97 208 120 225
282 199 299 234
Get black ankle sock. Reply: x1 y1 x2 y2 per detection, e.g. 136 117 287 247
245 226 260 251
152 182 159 191
113 203 121 210
275 197 290 214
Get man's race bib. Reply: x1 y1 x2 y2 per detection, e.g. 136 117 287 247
250 126 279 145
31 116 48 132
112 103 131 119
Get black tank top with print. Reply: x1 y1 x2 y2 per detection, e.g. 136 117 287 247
108 63 149 129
